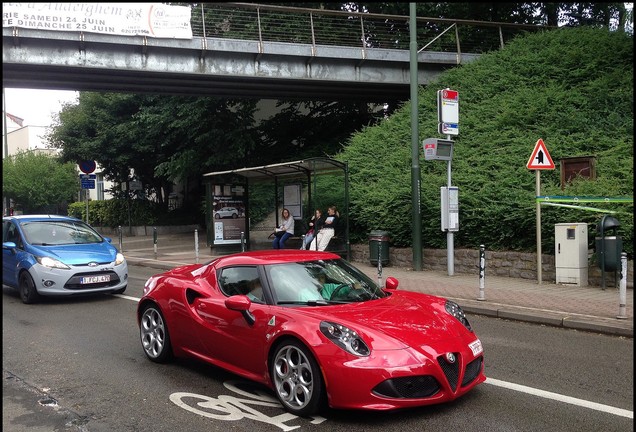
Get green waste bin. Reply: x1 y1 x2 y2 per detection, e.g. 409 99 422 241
595 235 622 272
595 215 622 272
369 230 390 266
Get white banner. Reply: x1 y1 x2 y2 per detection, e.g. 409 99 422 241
3 3 192 39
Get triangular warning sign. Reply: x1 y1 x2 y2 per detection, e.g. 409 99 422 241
526 138 555 170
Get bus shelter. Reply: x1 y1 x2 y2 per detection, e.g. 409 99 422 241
203 157 350 259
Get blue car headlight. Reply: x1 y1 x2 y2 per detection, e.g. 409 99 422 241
445 300 472 331
115 253 125 266
320 321 370 357
36 256 70 270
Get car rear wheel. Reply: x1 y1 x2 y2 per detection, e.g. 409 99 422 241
271 340 325 416
140 303 173 363
19 272 40 304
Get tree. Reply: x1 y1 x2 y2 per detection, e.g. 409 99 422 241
331 26 633 254
46 2 632 227
2 151 78 214
48 93 261 209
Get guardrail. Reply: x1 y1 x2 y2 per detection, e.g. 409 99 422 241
191 3 549 56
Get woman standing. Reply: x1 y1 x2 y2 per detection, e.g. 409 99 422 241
309 205 338 251
272 208 295 249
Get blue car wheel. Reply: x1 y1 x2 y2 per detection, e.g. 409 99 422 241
19 272 40 304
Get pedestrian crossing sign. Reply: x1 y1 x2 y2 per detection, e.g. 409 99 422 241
526 138 555 170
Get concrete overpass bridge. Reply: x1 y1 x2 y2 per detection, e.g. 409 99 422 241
2 3 546 101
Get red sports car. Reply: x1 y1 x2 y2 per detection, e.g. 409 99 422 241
137 250 485 416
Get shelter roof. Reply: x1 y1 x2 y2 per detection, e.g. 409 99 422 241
202 157 346 181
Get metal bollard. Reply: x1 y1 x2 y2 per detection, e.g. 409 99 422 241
153 227 157 259
118 225 123 253
617 252 627 320
194 229 200 263
377 247 383 287
240 231 246 252
477 244 486 301
301 234 306 250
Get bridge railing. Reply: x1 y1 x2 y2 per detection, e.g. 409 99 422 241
189 3 548 57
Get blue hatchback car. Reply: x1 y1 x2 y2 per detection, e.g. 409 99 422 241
2 215 128 303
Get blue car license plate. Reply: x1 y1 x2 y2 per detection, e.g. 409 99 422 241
80 275 110 284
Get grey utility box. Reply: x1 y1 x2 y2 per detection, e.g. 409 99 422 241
555 223 589 286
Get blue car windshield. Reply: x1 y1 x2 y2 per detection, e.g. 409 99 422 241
21 221 104 245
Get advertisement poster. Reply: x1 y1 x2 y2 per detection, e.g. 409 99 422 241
2 3 193 39
212 184 246 245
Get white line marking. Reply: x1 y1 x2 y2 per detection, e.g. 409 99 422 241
115 294 140 302
486 377 633 419
117 294 633 419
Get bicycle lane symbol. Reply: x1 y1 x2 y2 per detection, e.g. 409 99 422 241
170 380 327 431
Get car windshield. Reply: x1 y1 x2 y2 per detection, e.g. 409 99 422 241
21 220 104 246
265 258 388 305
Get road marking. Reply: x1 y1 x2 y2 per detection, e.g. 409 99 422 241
116 294 140 302
170 381 326 431
118 294 633 419
486 377 633 419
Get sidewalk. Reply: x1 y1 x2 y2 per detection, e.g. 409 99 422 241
119 233 633 338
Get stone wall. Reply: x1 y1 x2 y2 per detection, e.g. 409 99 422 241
95 224 203 237
350 244 633 289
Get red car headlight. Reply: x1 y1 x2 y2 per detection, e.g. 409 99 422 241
320 321 370 357
445 300 472 331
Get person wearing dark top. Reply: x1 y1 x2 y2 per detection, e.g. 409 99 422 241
301 209 324 250
308 205 338 251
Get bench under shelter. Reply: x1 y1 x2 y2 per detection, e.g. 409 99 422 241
203 157 350 260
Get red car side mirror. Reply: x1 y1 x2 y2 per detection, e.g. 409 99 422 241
385 276 399 290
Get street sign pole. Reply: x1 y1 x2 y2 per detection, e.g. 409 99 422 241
437 88 459 276
535 170 541 284
526 138 555 285
447 134 454 276
78 161 96 224
86 187 89 224
409 3 422 271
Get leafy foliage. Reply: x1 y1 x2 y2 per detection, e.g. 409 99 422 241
68 199 162 228
48 93 261 208
2 152 78 214
336 27 633 254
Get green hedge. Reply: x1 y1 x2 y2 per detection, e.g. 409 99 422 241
68 199 161 227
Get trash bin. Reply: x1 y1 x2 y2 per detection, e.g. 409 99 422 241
595 215 622 272
369 230 390 266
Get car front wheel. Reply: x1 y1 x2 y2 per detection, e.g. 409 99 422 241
19 272 40 304
271 340 325 416
140 303 173 363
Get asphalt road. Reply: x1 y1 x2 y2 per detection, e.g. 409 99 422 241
3 264 633 432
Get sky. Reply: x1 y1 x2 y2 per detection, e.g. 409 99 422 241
4 88 78 127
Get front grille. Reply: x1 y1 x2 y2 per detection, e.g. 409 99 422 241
64 271 120 290
372 354 482 399
461 356 483 387
437 353 460 391
372 375 440 399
